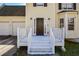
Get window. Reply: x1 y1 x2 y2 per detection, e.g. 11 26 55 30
33 3 47 7
36 3 44 6
68 18 74 30
59 3 76 10
60 18 64 28
62 3 73 9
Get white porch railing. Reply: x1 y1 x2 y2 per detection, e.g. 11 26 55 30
17 27 65 54
49 28 55 54
17 27 27 48
52 28 65 51
27 28 32 54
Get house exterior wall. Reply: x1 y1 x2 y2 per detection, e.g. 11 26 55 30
26 3 56 35
58 12 79 38
55 3 79 38
26 3 79 38
0 16 25 36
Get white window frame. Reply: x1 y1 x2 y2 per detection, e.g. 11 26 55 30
61 3 73 10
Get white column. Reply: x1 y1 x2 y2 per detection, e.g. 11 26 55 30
44 19 46 35
34 18 36 35
44 18 48 35
64 13 68 38
32 18 34 35
46 19 48 35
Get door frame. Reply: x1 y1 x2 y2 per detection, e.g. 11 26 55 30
32 17 49 35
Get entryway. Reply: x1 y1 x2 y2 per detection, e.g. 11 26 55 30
36 18 44 35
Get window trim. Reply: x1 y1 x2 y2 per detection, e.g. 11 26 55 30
68 17 74 30
59 3 76 10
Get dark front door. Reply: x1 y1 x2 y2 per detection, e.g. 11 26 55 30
36 18 44 35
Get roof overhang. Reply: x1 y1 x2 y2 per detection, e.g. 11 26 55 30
58 10 78 14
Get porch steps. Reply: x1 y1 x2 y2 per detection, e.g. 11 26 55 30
28 36 54 55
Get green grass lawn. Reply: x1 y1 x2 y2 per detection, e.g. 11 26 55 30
56 40 79 56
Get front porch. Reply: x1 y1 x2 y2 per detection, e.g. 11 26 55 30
17 27 65 55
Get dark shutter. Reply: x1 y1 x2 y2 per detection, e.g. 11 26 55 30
44 3 47 7
73 3 76 10
33 3 36 7
59 3 62 10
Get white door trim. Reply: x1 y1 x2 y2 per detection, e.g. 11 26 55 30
32 17 49 35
